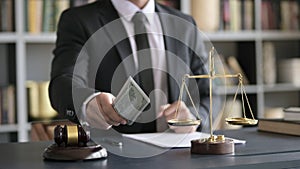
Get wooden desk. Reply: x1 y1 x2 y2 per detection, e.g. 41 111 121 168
1 128 300 169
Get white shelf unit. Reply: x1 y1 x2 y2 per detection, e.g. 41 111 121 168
0 0 299 142
0 0 56 142
193 0 300 120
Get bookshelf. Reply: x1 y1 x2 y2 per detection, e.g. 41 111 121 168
190 0 300 121
0 0 299 142
0 0 94 142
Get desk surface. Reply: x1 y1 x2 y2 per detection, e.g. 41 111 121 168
2 128 300 169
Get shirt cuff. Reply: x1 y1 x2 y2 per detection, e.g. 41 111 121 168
81 92 101 122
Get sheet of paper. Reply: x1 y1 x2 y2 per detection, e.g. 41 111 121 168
123 132 246 148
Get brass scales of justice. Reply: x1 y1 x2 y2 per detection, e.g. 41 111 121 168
167 47 258 154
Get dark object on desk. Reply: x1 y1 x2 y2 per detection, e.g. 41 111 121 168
54 125 90 146
191 135 234 154
43 124 107 161
258 119 300 136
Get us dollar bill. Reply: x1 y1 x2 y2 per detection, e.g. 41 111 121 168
113 76 150 125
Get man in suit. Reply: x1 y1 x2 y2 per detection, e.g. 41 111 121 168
49 0 220 134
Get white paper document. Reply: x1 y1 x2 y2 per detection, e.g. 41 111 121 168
123 132 246 148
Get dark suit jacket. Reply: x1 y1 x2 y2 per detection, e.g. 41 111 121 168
49 0 216 133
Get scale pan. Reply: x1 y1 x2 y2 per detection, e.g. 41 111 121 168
225 117 258 125
167 119 201 126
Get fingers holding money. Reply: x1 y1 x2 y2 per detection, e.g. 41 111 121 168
161 101 197 133
162 101 191 120
96 93 127 126
86 97 112 130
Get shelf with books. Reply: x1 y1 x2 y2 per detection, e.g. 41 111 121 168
24 0 97 34
3 0 99 142
0 43 17 138
189 0 300 120
262 40 300 87
261 0 300 32
1 0 299 142
191 0 255 32
191 0 300 120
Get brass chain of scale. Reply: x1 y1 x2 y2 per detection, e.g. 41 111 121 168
225 73 258 125
167 74 202 126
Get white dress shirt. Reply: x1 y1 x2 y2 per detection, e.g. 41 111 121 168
83 0 169 131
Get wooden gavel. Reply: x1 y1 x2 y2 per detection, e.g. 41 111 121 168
54 125 90 147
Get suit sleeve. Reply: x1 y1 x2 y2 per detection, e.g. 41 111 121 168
49 9 95 123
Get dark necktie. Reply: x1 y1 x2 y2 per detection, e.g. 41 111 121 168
132 12 156 132
132 12 154 96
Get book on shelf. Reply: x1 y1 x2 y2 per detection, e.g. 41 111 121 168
30 122 51 141
241 0 254 30
278 58 300 86
258 119 300 136
226 56 249 85
191 0 220 32
263 42 276 85
27 0 43 33
196 0 254 32
53 0 70 32
0 0 14 32
0 85 16 125
214 54 249 85
261 0 299 31
229 0 241 31
283 107 300 121
214 54 237 85
0 44 16 125
42 0 55 32
190 0 254 32
26 0 96 33
27 81 57 120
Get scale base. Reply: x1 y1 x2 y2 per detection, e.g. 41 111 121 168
191 135 234 155
43 142 107 161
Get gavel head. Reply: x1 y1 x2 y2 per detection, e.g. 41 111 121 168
54 125 90 147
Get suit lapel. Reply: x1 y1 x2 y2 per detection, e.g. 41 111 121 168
97 1 136 77
155 4 181 102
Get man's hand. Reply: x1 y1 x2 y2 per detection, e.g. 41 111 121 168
85 92 127 130
160 101 198 133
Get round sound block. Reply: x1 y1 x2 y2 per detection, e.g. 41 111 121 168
43 143 107 161
191 138 234 155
